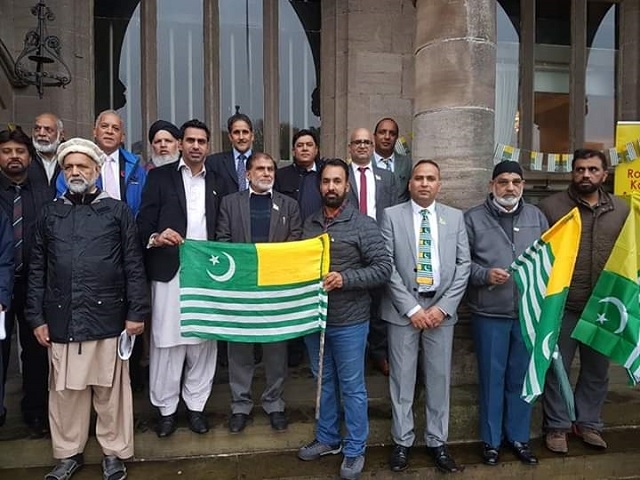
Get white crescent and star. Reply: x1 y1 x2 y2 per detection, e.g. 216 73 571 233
542 332 554 360
599 296 628 334
207 252 236 282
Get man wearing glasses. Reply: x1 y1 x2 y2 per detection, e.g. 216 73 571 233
347 128 398 377
464 161 548 466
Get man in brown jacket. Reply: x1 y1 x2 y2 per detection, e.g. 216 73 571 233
538 148 629 455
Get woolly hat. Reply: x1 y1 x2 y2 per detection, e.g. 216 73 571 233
492 161 523 179
56 138 106 168
148 120 181 144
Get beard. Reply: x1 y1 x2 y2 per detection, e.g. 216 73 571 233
151 152 180 167
322 191 347 208
251 178 274 192
572 180 599 194
494 193 521 209
67 176 94 194
33 137 61 154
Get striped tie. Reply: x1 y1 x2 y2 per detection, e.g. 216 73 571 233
383 158 392 171
237 154 247 191
416 208 433 290
12 184 23 275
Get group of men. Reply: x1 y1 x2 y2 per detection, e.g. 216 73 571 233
0 108 625 480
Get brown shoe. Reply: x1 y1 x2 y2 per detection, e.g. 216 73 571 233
545 431 568 454
573 425 607 450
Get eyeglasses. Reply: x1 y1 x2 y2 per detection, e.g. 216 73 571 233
350 139 372 146
495 179 523 187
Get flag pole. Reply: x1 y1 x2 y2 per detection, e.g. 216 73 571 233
552 346 576 422
314 328 326 420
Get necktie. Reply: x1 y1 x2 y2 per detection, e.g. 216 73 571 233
358 166 367 215
12 185 23 275
383 158 392 171
416 208 433 290
237 154 247 191
103 157 120 199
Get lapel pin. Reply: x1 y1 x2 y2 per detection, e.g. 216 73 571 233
273 203 280 211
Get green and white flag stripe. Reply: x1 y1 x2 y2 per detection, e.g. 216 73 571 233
179 237 330 343
511 208 581 404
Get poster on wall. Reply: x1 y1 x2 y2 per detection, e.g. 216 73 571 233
614 121 640 196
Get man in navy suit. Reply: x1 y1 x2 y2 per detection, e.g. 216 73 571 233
205 113 254 196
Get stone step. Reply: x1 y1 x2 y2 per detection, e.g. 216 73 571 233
1 363 639 470
3 428 640 479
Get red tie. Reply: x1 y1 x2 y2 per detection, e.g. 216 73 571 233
358 166 367 215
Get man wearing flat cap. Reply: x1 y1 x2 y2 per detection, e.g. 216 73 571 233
27 138 150 480
464 161 548 467
148 120 181 168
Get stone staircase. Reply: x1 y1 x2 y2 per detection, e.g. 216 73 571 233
2 329 640 479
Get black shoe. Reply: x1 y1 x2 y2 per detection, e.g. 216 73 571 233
269 411 288 432
390 444 410 472
25 415 49 438
229 413 250 433
156 412 177 438
427 445 464 473
508 441 538 465
482 443 499 466
186 410 209 434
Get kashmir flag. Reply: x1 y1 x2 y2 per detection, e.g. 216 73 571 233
572 196 640 384
512 208 582 403
179 235 330 343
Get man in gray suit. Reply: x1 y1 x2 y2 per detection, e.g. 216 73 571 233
380 160 470 473
373 117 412 202
347 127 399 377
216 152 302 434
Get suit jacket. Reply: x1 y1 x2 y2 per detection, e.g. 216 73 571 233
380 201 470 327
137 161 220 282
0 173 54 283
216 189 302 243
29 154 60 195
348 162 398 224
206 150 251 197
393 154 412 203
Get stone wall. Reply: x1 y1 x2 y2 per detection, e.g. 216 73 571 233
320 0 415 159
0 0 94 137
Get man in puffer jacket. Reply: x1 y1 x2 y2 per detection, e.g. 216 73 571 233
297 158 392 480
465 161 548 467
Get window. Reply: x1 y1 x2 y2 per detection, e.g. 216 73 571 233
94 0 322 160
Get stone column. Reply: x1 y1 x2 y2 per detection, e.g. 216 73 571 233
413 0 496 209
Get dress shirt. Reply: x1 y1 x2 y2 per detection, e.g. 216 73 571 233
39 155 58 182
233 148 252 191
101 152 121 200
179 159 207 240
350 162 376 221
374 152 395 173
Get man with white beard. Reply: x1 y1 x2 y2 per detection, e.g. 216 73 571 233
464 161 548 467
148 120 181 168
31 113 63 191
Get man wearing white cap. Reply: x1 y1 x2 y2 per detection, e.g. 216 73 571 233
26 138 150 480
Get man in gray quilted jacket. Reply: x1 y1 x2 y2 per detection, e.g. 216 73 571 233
297 158 392 480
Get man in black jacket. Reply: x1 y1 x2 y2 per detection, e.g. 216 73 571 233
137 119 220 438
30 112 63 192
274 129 323 368
27 137 149 480
297 158 392 480
0 128 54 436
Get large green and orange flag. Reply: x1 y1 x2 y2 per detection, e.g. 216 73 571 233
179 235 330 343
572 195 640 384
512 208 582 403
